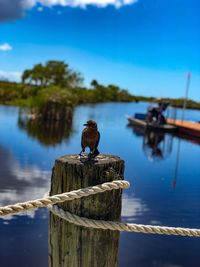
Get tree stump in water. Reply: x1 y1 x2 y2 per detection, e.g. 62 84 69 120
49 154 125 267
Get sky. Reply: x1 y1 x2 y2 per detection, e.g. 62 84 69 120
0 0 200 100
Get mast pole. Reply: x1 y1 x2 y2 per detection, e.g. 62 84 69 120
181 72 191 122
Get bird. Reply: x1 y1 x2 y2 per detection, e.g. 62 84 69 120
79 120 100 158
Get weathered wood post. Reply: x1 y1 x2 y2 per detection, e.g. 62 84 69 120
49 154 124 267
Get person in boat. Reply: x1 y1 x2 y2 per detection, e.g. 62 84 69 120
146 102 169 125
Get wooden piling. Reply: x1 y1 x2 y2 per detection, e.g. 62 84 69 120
49 154 124 267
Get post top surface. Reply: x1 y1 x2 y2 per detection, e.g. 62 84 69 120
56 154 123 166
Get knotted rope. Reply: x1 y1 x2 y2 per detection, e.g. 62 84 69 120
0 180 129 217
49 205 200 237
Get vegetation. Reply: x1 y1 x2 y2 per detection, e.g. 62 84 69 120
22 60 83 88
134 95 200 110
0 61 133 113
157 97 200 110
0 60 200 123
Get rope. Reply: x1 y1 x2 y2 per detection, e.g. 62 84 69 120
1 179 200 237
49 205 200 237
0 180 129 217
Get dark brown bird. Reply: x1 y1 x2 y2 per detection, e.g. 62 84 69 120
79 120 100 158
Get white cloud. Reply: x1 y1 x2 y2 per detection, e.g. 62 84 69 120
0 43 13 51
0 70 22 82
0 0 138 22
24 0 138 9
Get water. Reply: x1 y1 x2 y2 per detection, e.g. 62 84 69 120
0 102 200 267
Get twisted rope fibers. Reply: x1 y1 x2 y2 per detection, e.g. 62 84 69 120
0 180 129 217
49 205 200 237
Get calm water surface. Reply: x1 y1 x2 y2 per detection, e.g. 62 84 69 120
0 102 200 267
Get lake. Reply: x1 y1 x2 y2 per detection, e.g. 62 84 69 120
0 102 200 267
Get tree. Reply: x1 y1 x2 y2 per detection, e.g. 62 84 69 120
91 79 99 88
22 69 32 84
32 64 46 86
22 60 83 88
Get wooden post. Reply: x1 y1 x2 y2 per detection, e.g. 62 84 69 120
49 154 124 267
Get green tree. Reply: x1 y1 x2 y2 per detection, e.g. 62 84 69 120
22 60 83 88
91 79 99 88
32 64 46 86
22 69 32 84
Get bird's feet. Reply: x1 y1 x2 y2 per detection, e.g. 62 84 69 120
88 150 100 159
79 151 87 160
79 149 86 157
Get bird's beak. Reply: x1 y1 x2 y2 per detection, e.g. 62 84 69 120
83 124 88 126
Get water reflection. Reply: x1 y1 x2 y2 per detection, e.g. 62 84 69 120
129 125 173 161
122 193 149 222
176 132 200 146
143 131 173 161
152 260 183 267
0 103 200 267
18 111 73 147
0 145 50 220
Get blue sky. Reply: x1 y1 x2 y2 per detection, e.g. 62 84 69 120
0 0 200 99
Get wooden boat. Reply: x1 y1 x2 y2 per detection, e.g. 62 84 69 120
127 115 177 133
167 119 200 138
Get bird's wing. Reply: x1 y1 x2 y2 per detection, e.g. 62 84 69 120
95 131 100 149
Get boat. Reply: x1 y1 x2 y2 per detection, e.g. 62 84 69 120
167 118 200 138
127 113 177 133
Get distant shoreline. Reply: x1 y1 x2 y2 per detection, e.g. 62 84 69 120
0 80 200 113
132 95 200 110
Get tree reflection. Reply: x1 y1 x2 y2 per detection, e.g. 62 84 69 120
18 111 73 146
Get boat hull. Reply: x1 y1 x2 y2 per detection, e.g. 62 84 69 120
127 117 177 133
167 119 200 138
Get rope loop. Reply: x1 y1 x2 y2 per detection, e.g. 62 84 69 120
49 205 200 237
